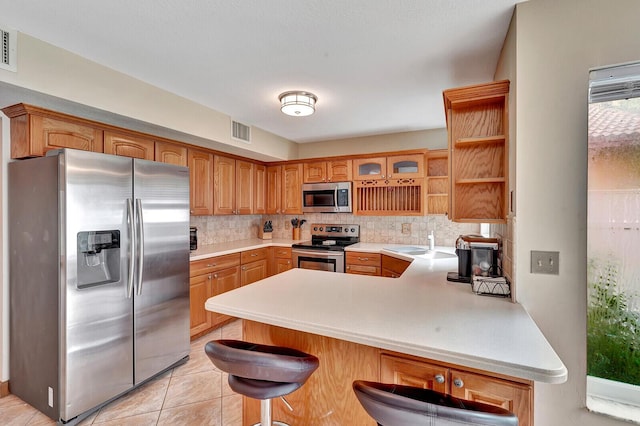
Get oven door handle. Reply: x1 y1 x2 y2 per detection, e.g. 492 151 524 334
292 249 344 258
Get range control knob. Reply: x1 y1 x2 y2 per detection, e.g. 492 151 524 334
350 228 356 233
313 227 318 231
319 227 324 231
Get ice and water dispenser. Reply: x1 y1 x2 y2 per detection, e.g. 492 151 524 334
77 230 121 288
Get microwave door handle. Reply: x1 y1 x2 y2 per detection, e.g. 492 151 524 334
334 185 339 212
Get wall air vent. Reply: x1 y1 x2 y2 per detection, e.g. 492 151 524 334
0 24 17 72
231 120 251 143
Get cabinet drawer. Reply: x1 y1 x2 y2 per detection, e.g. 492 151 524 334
190 253 240 277
241 247 269 263
346 252 381 266
273 247 292 258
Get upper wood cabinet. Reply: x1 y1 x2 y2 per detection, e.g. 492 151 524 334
254 164 267 214
353 154 424 180
426 149 448 215
2 104 104 158
214 155 255 215
155 141 187 166
281 163 303 215
443 80 509 223
266 165 282 214
104 131 155 160
188 148 214 216
303 160 352 183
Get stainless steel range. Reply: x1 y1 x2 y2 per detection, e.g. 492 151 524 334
291 224 360 273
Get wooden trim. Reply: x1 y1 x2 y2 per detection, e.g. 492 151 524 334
0 380 9 397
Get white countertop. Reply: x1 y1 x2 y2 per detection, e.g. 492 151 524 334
204 243 568 384
190 238 298 261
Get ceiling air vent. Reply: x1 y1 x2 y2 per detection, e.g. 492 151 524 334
231 120 251 143
0 24 17 72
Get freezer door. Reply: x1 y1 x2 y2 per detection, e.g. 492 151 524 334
62 150 134 420
133 159 190 383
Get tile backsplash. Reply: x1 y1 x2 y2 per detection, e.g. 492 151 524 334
191 214 480 248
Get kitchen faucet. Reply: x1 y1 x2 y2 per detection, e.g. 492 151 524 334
428 230 435 250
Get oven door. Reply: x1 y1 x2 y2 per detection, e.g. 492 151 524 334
292 248 345 273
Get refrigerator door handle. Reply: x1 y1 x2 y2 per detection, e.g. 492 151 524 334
127 198 136 299
136 198 145 295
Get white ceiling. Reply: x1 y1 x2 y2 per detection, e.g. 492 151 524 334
0 0 520 143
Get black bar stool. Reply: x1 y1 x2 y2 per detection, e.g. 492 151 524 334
353 380 519 426
205 339 319 426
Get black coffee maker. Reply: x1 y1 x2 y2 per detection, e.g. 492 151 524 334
447 235 500 283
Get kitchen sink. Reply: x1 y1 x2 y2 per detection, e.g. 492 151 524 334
384 247 457 259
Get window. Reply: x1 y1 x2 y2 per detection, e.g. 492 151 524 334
587 61 640 422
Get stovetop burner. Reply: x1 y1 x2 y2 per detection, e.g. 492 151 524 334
291 223 360 251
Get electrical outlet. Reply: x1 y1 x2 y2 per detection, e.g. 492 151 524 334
401 223 411 234
530 250 559 275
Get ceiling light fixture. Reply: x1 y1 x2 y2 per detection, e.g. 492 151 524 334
279 91 317 117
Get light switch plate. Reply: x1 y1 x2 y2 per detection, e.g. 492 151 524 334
531 250 559 275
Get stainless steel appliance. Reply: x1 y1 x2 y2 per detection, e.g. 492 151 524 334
291 224 360 273
301 182 352 213
9 149 190 424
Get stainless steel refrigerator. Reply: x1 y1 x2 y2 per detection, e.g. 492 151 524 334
9 149 190 424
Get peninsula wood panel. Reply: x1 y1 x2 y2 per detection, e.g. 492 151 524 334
243 321 379 426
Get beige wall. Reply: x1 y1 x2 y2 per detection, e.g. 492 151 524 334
513 0 640 424
0 33 298 162
297 128 447 158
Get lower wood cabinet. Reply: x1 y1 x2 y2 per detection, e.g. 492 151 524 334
241 248 269 285
381 353 533 426
346 251 381 276
189 254 241 338
381 254 412 278
270 247 293 276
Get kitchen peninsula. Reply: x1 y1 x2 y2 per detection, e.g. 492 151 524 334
205 245 567 425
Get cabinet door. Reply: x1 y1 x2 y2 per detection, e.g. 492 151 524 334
266 165 282 214
210 266 241 328
188 149 214 216
381 255 411 278
189 273 212 337
380 355 448 394
327 160 352 182
281 163 303 215
241 259 268 286
386 154 425 179
274 257 293 275
303 161 327 183
214 155 236 215
17 114 104 158
449 369 532 426
254 164 267 214
236 160 254 214
353 157 387 180
155 141 187 166
104 131 155 160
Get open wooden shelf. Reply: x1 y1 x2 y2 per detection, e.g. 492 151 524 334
443 80 510 223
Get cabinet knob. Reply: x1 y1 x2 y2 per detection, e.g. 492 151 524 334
381 174 385 178
453 378 464 388
242 266 247 271
434 374 445 384
207 274 212 280
287 260 291 264
213 273 218 279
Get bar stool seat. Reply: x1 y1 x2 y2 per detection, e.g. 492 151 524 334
353 380 519 426
205 339 319 426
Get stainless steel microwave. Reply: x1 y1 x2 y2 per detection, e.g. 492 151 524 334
302 182 352 213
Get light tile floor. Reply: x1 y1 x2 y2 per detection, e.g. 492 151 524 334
0 321 243 426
